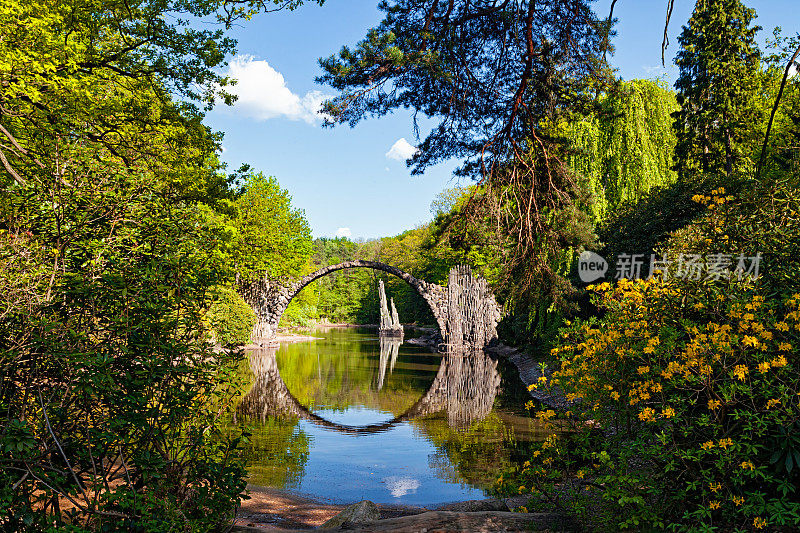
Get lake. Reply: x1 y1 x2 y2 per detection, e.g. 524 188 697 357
230 326 547 506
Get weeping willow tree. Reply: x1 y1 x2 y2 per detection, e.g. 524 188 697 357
568 79 679 224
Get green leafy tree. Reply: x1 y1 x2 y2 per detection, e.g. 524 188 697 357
568 79 679 223
673 0 763 178
317 0 613 308
0 0 321 529
231 170 313 283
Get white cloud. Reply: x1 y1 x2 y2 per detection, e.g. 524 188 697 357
225 55 329 124
789 62 799 79
385 138 419 161
643 65 666 75
383 476 420 498
335 227 352 238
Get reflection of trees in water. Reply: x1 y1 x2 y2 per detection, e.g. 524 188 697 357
424 413 519 490
236 345 295 422
234 343 524 492
232 345 311 489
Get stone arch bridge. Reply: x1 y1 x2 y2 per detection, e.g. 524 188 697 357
238 260 501 347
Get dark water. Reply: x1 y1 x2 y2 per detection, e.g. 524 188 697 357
230 327 547 506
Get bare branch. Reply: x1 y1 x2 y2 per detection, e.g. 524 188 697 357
662 0 675 67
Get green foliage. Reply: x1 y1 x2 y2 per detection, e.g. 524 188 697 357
1 182 249 530
231 171 313 283
0 0 324 528
207 286 257 346
430 185 473 217
568 79 679 223
596 174 717 268
673 0 764 177
511 180 800 531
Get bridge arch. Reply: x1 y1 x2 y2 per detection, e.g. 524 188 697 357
239 260 449 343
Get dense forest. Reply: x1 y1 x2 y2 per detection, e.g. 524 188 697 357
2 0 799 531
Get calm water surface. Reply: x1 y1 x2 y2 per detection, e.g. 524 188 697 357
231 327 547 506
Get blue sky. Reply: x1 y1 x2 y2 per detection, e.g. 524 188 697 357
204 1 798 240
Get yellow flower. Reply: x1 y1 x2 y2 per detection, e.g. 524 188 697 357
757 361 771 374
610 391 620 401
742 335 759 347
778 342 792 352
732 496 744 506
771 355 788 368
708 399 721 410
701 441 715 451
741 461 755 471
766 398 781 409
776 321 790 332
733 365 748 381
661 407 675 418
709 482 721 493
709 500 720 510
754 517 767 529
638 408 655 422
637 365 650 375
536 409 556 421
576 470 585 479
718 438 733 449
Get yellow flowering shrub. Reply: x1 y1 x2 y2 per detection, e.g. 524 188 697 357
513 277 800 531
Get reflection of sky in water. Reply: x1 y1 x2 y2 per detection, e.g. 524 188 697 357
383 476 421 497
311 406 394 426
293 408 485 505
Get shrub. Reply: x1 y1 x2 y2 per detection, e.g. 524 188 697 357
207 286 257 346
512 181 800 531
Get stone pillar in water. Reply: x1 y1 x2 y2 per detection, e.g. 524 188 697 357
378 280 403 336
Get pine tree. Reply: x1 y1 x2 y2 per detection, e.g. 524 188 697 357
673 0 762 178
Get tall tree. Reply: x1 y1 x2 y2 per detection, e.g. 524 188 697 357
673 0 762 178
317 0 613 305
231 170 313 283
0 0 321 528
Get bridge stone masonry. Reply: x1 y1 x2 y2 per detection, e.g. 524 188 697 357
237 260 502 348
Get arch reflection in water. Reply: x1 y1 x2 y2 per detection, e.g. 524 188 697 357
237 342 501 433
230 327 545 505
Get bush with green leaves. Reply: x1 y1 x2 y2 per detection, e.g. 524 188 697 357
507 181 800 531
207 286 257 346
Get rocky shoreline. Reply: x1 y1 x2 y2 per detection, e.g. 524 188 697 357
232 486 571 532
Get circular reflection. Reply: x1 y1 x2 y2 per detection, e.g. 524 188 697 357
236 337 502 434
